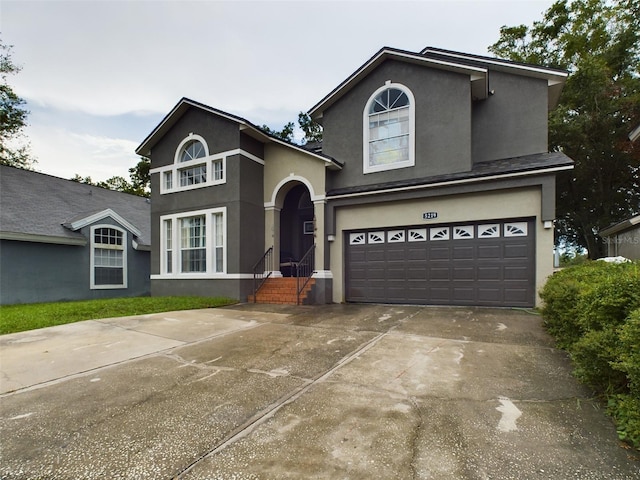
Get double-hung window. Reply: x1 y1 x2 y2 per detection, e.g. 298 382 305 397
160 208 226 276
91 225 127 289
180 215 207 272
363 83 415 174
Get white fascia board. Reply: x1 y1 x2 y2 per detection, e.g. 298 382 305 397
132 239 151 251
68 208 143 238
0 231 87 246
420 48 568 83
327 165 575 201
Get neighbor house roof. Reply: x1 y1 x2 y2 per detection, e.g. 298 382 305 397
326 151 574 198
309 46 568 120
630 124 640 143
135 97 342 170
599 214 640 238
0 166 151 246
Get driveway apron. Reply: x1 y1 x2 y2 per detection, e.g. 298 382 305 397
1 305 638 479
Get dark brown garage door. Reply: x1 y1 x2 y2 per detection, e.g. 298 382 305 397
345 219 535 307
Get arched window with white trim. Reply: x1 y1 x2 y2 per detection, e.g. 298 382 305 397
363 82 415 174
158 134 227 193
91 225 127 289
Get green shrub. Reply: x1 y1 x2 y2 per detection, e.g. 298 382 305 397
571 327 627 392
540 262 606 348
615 309 640 398
540 260 640 449
577 264 640 332
608 394 640 449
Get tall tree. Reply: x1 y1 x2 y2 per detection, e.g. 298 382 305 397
71 157 151 198
260 121 295 142
0 38 35 169
298 112 323 144
260 113 323 145
490 0 640 258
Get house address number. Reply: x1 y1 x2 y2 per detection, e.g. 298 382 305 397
422 212 438 220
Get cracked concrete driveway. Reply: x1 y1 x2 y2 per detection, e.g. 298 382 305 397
1 304 638 479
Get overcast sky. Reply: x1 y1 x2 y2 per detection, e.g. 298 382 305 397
2 0 555 182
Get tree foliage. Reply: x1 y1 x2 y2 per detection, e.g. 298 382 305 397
490 0 640 258
0 38 35 169
71 157 150 198
260 112 323 144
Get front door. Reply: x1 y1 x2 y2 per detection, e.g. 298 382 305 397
280 184 314 276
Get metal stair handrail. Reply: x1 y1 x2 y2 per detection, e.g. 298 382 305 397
296 244 316 305
252 246 273 303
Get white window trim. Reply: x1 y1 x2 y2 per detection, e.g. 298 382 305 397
152 148 266 195
363 82 416 174
174 134 209 163
90 225 127 290
151 134 225 194
159 207 227 277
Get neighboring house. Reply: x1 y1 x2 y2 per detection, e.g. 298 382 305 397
600 215 640 260
136 46 573 308
0 166 151 304
598 126 640 260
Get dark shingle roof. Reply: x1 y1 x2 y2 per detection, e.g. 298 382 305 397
326 152 573 197
0 165 151 245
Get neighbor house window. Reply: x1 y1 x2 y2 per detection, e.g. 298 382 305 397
91 225 127 289
160 208 226 275
363 82 415 174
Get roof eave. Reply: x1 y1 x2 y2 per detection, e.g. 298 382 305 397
421 47 568 110
309 47 488 120
600 214 640 237
0 231 87 246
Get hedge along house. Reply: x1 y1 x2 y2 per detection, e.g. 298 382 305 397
0 166 151 305
137 46 573 308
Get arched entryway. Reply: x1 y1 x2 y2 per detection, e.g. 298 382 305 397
279 183 314 276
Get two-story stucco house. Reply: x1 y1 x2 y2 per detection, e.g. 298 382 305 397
136 46 573 308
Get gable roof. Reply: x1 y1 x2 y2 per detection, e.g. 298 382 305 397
0 166 151 246
309 46 568 120
599 214 640 237
135 97 342 170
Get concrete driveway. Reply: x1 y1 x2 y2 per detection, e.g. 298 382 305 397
1 304 638 479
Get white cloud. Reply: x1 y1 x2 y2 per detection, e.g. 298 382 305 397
3 0 556 180
27 123 139 182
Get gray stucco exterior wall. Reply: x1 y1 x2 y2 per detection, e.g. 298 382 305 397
472 71 549 163
148 107 266 300
322 59 472 191
0 238 150 305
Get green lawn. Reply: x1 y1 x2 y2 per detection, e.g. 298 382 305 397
0 296 238 335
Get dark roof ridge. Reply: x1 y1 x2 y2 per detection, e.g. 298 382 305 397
421 46 569 75
136 97 342 168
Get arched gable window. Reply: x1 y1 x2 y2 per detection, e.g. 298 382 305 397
180 139 206 162
363 82 415 174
